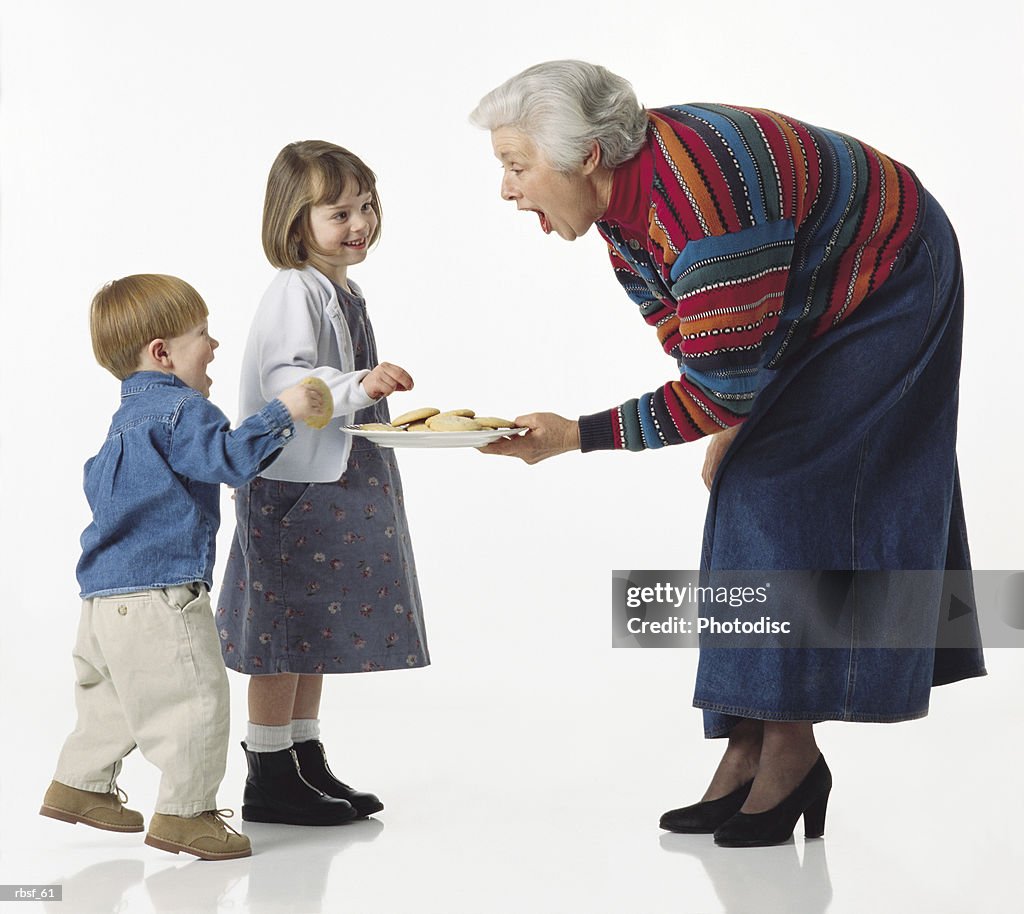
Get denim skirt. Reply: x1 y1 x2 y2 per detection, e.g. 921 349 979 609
693 189 986 737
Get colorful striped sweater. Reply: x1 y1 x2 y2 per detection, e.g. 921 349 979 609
577 104 922 452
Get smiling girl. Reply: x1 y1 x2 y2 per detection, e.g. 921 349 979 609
217 141 429 826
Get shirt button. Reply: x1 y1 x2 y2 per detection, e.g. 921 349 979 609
282 428 292 438
117 604 128 616
628 239 641 251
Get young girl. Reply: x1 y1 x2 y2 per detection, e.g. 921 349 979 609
218 141 429 826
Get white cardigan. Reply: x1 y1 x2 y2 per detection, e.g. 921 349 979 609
237 266 377 482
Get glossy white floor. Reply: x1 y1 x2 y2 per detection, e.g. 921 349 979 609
2 646 1020 914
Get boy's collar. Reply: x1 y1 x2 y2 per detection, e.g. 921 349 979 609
121 370 188 395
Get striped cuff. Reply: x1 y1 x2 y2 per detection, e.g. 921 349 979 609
578 409 619 452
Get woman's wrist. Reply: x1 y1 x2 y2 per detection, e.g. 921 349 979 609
566 420 582 453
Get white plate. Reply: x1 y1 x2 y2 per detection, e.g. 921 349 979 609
343 425 528 449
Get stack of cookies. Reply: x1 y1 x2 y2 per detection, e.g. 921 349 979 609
359 408 516 433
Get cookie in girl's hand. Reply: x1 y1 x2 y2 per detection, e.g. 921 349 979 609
301 377 334 429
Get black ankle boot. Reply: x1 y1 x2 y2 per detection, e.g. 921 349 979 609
659 779 754 833
292 740 384 817
713 755 832 847
240 742 356 825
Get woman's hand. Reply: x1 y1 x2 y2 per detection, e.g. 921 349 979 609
702 424 742 490
361 362 414 400
479 412 580 464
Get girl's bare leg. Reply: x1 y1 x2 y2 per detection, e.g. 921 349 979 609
247 673 299 726
292 675 324 722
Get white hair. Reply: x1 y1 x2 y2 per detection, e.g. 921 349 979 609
469 59 648 172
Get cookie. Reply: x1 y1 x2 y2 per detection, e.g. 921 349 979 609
391 407 440 427
473 416 515 429
301 377 334 430
405 421 431 431
437 409 475 418
425 414 483 431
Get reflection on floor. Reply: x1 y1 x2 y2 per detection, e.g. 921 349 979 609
5 665 1019 914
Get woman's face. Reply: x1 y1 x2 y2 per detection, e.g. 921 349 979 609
491 126 605 241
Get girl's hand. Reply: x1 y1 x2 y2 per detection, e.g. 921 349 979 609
702 424 742 490
480 412 580 464
362 362 414 400
277 382 324 424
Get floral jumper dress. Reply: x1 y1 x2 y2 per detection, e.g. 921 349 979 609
217 282 429 675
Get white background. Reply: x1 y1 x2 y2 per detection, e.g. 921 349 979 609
1 1 1021 912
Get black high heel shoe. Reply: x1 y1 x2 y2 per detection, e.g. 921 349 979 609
713 755 831 847
659 779 754 833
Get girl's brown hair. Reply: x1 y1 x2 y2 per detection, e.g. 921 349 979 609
262 140 382 269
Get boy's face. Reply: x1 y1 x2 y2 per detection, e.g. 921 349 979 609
164 320 218 397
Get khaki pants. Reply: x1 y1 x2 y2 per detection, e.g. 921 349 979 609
53 584 229 816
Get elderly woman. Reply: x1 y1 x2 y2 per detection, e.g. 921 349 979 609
471 60 985 847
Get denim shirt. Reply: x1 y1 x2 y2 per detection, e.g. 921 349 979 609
77 371 295 598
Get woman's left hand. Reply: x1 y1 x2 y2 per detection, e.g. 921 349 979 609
702 424 742 490
479 412 580 464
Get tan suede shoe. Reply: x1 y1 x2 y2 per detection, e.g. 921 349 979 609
39 781 144 833
145 810 251 860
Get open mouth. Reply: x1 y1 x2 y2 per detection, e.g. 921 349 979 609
343 239 367 250
521 207 551 234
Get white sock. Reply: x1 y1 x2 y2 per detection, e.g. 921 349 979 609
290 718 321 743
246 722 292 753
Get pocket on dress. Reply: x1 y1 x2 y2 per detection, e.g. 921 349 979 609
278 481 317 526
236 477 293 554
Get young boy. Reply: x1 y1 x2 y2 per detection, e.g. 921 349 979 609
39 274 325 860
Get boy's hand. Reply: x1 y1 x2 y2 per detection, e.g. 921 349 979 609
361 362 414 400
278 381 326 425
